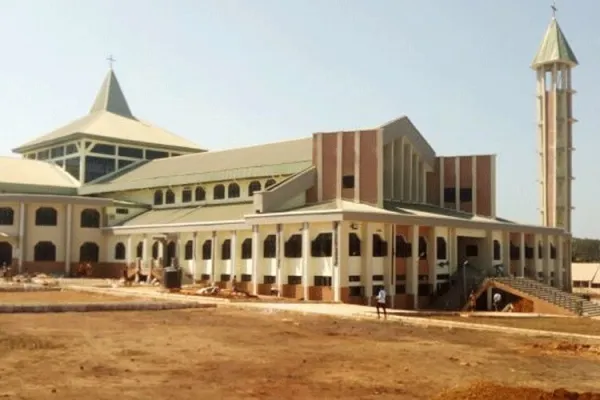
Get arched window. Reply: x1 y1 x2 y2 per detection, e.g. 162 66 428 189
114 242 126 260
349 233 361 257
436 237 447 260
166 241 176 265
34 241 56 261
80 208 100 228
0 208 14 225
493 240 501 260
418 236 427 260
0 242 13 266
181 188 192 203
221 239 231 260
311 233 332 257
241 238 252 259
80 242 99 262
136 242 143 258
248 181 262 196
395 235 411 258
195 187 206 201
202 240 212 260
165 189 175 204
35 207 57 226
153 190 164 205
284 234 302 258
265 179 276 189
510 242 520 260
213 185 225 200
185 240 193 260
372 234 388 258
228 183 240 198
152 241 159 259
263 235 276 258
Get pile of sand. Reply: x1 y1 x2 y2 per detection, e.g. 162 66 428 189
433 382 600 400
530 341 600 356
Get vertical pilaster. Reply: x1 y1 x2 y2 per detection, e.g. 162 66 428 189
142 236 149 271
276 224 283 296
518 233 526 277
301 222 310 301
555 235 564 289
427 227 437 294
18 202 25 273
408 225 419 309
65 204 73 275
251 225 260 294
337 222 349 301
543 235 551 285
533 234 541 279
364 223 374 304
192 232 198 281
126 236 132 266
211 231 218 282
230 231 237 279
502 231 510 275
332 222 341 302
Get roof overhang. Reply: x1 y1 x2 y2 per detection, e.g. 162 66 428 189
0 193 115 206
105 220 249 236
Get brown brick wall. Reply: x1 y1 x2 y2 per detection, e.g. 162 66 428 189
321 133 338 201
426 157 440 205
459 156 473 213
341 132 356 200
476 155 492 216
359 130 379 205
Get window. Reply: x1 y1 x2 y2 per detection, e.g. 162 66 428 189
342 175 355 189
228 183 240 198
201 274 211 281
288 276 302 285
240 274 252 282
510 242 520 260
195 187 206 201
35 207 57 226
165 189 175 204
85 156 115 182
525 245 534 259
444 188 456 203
116 208 129 215
436 237 447 260
349 286 363 297
37 150 49 160
146 150 168 160
311 233 332 257
114 242 126 260
185 240 193 260
152 242 159 259
459 188 472 203
550 244 556 259
493 240 501 260
182 189 192 203
395 235 411 258
349 233 361 256
54 160 64 167
220 274 231 282
284 234 302 258
248 181 262 196
263 275 276 285
418 236 427 260
538 242 543 259
80 209 100 228
166 241 176 265
118 147 144 158
66 144 78 155
0 208 14 225
263 235 276 258
34 241 56 261
465 244 478 257
153 190 164 205
65 157 80 180
372 275 384 281
118 160 135 169
314 276 332 286
136 242 143 258
79 242 99 263
221 239 231 260
241 238 252 259
265 179 276 189
213 184 225 200
202 240 212 260
50 146 64 158
91 143 116 155
349 275 361 282
372 234 388 257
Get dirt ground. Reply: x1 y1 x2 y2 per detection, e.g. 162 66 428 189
0 307 599 399
0 291 148 304
425 315 600 336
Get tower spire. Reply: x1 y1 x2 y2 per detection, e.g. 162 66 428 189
551 0 557 19
106 54 116 70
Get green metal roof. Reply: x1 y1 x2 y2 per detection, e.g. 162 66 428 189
532 18 578 68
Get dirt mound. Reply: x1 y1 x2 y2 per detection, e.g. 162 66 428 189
530 341 600 356
434 382 600 400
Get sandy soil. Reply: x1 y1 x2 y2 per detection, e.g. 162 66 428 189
0 307 599 399
0 291 149 304
425 315 600 336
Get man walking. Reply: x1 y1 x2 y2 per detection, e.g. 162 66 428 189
375 287 387 320
493 292 502 311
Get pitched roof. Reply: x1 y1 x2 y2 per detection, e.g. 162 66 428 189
79 137 314 194
116 203 254 227
571 263 600 282
532 18 578 68
0 157 79 189
13 69 204 153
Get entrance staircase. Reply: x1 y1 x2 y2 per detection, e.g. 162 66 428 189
488 277 600 317
428 263 494 311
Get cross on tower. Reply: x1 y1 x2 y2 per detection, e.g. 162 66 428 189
551 1 557 18
106 54 116 69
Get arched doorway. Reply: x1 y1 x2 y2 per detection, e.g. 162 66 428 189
0 242 12 266
166 241 176 266
79 242 99 263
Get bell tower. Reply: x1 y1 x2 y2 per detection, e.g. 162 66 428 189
531 4 578 233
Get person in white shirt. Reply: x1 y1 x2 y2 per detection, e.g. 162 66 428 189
375 288 387 320
493 292 502 311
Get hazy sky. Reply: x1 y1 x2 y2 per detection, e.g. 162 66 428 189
0 0 598 237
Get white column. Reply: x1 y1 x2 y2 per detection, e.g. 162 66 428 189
302 222 310 301
518 233 526 277
126 236 132 266
448 228 458 274
251 225 260 295
387 224 396 301
333 222 342 302
230 231 237 280
65 204 73 275
408 225 419 309
382 224 393 302
364 223 374 304
427 227 437 294
543 235 551 285
211 231 218 282
192 232 198 281
337 222 349 303
483 230 493 270
502 231 510 276
276 225 283 296
555 235 564 289
18 202 25 273
142 236 149 271
533 234 541 279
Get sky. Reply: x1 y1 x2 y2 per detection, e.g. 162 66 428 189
0 0 598 237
